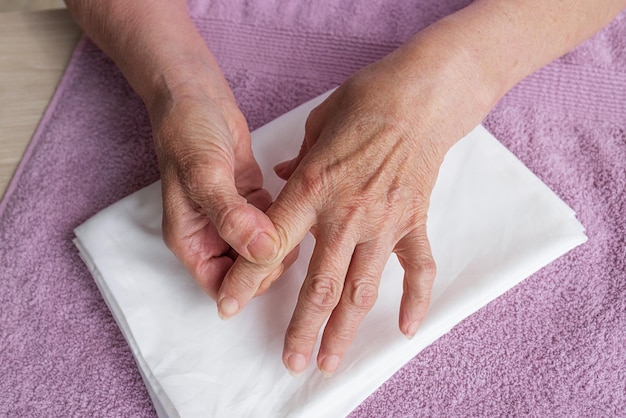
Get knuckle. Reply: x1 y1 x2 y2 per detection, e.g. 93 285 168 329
175 150 232 200
214 201 245 238
340 202 367 225
346 278 378 310
384 184 418 224
298 162 327 200
384 179 406 209
181 165 215 201
418 258 437 282
303 275 342 311
401 206 429 233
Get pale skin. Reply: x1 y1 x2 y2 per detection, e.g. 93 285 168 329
66 0 626 376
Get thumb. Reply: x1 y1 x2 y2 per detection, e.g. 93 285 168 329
182 160 279 265
216 170 319 318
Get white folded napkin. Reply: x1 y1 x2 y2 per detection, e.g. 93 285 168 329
74 91 586 418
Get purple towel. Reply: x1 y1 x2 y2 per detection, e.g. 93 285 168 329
1 0 625 416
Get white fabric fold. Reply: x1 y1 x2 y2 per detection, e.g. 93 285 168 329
74 91 587 417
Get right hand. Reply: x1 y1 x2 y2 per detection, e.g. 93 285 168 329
150 89 295 299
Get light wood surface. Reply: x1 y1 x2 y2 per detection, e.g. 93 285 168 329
0 0 65 13
0 9 81 200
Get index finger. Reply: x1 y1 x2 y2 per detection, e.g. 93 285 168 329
215 176 318 319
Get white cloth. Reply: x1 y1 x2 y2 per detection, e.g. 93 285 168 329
74 91 587 418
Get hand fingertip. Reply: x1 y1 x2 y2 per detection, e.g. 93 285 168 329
284 353 308 377
217 296 240 320
403 319 421 339
273 160 289 174
274 158 299 180
319 355 340 377
287 369 304 378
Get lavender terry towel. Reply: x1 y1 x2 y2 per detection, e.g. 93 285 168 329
1 0 625 416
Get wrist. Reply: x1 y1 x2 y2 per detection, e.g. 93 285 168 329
378 23 503 151
431 7 528 104
68 1 235 119
144 61 235 120
403 19 508 119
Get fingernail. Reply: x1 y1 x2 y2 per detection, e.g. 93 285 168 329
286 353 307 376
405 321 421 339
319 355 340 377
247 232 277 262
218 297 239 320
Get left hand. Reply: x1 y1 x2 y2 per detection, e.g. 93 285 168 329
152 88 299 299
216 29 495 375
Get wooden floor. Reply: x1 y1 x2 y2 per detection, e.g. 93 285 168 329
0 0 64 12
0 9 81 198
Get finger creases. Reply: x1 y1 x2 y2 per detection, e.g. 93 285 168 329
265 173 319 255
316 241 390 376
216 255 277 319
215 183 318 321
161 180 233 299
394 226 437 339
177 157 279 265
282 232 357 375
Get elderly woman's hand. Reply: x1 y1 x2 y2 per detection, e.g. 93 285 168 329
151 87 298 298
216 27 497 375
65 0 296 299
67 0 626 378
214 0 626 374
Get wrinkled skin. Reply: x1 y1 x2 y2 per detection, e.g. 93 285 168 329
216 42 485 375
153 93 297 299
65 0 626 378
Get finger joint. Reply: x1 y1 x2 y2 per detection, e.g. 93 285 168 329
303 275 342 311
346 278 378 311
